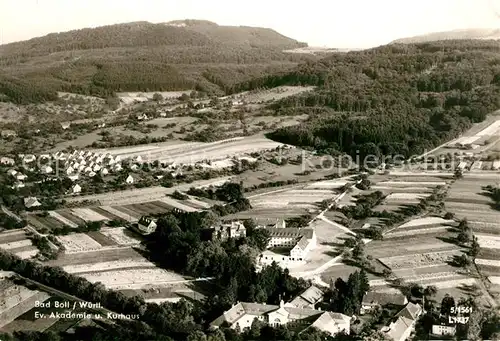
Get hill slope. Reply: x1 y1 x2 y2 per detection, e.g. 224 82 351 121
235 40 500 158
164 19 307 48
391 28 500 44
0 21 311 103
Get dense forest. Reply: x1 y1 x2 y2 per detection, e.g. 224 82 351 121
0 22 314 102
229 40 500 158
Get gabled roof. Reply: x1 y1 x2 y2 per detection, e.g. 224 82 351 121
396 302 421 320
24 197 41 208
385 316 413 341
290 285 324 308
294 235 311 251
210 302 279 327
264 227 314 239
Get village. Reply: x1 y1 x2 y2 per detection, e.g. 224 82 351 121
0 81 498 340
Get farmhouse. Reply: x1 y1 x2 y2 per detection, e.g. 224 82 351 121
61 122 71 130
125 174 134 184
431 324 456 336
72 184 82 194
0 157 15 166
24 197 42 209
137 216 157 235
361 291 408 314
210 300 350 336
7 169 17 177
381 302 422 341
210 221 247 241
289 285 324 309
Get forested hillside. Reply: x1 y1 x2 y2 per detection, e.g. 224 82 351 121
0 21 313 103
165 19 308 48
233 40 500 158
391 28 500 44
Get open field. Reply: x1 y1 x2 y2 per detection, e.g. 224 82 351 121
250 188 336 210
57 233 104 253
0 230 38 260
66 177 232 205
63 258 155 274
378 250 463 270
80 268 186 290
0 279 51 330
92 135 286 164
99 227 142 246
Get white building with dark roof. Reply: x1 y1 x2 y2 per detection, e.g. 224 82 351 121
258 228 316 266
210 300 350 336
24 197 42 209
381 302 422 341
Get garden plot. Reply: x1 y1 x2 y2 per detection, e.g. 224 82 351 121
54 210 86 226
15 250 38 259
0 230 29 244
377 181 446 187
385 193 429 202
378 250 462 270
366 238 458 258
476 259 500 267
305 179 350 190
158 197 199 212
100 227 141 246
100 206 138 222
80 268 186 290
70 208 109 222
385 226 451 238
48 211 78 228
396 217 455 229
250 189 336 209
48 247 142 267
56 234 103 253
67 177 233 205
476 234 500 249
63 258 154 274
0 283 50 329
96 136 284 164
0 240 32 251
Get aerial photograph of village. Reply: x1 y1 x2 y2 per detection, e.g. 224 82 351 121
0 0 499 340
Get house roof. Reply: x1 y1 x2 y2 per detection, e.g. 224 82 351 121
363 291 407 306
298 285 324 305
311 311 350 330
264 227 314 239
210 302 279 327
24 197 41 207
396 302 421 320
294 235 311 251
210 302 332 328
385 316 413 341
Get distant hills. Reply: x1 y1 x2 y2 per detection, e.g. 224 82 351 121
391 28 500 44
0 20 312 103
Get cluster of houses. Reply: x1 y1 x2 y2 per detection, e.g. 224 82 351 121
210 285 351 336
210 281 458 340
361 290 457 340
